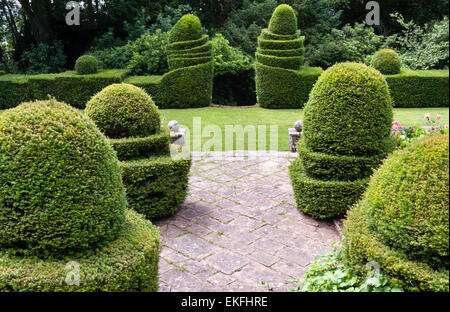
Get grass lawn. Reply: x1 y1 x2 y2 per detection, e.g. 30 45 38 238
1 107 448 151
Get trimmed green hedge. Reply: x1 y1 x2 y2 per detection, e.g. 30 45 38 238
255 64 322 108
110 129 171 161
289 160 369 220
257 37 305 50
75 55 99 75
371 49 401 75
167 56 212 70
168 14 203 43
120 156 192 219
0 70 127 109
255 53 304 70
386 69 449 108
0 209 160 292
268 4 299 35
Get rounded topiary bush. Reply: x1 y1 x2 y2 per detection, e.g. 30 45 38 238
0 100 126 257
303 62 394 157
343 133 449 291
85 83 161 139
268 4 298 35
371 49 401 75
168 14 203 43
74 55 98 75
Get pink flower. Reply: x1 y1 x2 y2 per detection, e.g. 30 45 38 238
413 128 417 133
425 113 431 120
437 114 442 120
391 125 399 131
394 133 399 139
162 117 167 121
392 120 400 126
446 125 449 129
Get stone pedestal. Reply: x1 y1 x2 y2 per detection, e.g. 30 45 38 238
289 128 302 153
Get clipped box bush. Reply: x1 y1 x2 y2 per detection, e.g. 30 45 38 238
75 55 99 75
255 4 322 109
0 100 160 291
290 62 394 219
343 133 449 291
86 84 191 219
371 49 401 75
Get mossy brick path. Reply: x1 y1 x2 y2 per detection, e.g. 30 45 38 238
154 151 340 292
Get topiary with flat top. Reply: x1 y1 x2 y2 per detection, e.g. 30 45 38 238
371 49 401 75
343 133 449 291
290 62 394 220
0 100 126 257
85 83 161 139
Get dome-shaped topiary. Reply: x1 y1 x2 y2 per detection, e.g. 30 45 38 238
371 49 401 75
268 4 298 35
303 62 394 157
85 83 161 139
74 55 98 75
343 133 449 291
371 49 402 75
364 133 449 268
168 14 203 44
0 100 126 257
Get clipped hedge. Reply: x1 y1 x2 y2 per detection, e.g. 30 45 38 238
255 64 322 108
0 209 160 292
85 83 161 139
343 133 449 291
0 100 126 257
75 55 99 75
289 160 369 220
121 156 192 219
255 4 320 109
290 63 394 220
386 69 449 108
0 70 127 109
168 14 203 43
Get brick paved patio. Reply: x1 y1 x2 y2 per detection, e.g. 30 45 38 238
154 151 341 292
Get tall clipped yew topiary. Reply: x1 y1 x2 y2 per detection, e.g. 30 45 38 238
255 4 322 109
289 62 395 220
0 99 160 291
160 14 214 108
86 84 191 220
343 133 449 291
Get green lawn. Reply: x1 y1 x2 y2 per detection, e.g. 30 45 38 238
1 107 448 151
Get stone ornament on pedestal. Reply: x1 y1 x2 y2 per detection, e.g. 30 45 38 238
289 120 303 153
169 120 186 146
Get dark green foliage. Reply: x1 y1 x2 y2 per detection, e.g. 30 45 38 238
85 83 160 139
303 63 394 157
0 100 126 257
168 14 203 43
123 76 164 106
75 55 99 75
110 129 171 161
0 209 160 292
0 70 127 109
365 133 449 268
20 41 67 74
120 156 192 219
255 64 322 109
290 62 394 220
255 4 316 109
386 69 449 108
343 133 449 292
268 4 298 35
371 49 401 75
289 160 369 220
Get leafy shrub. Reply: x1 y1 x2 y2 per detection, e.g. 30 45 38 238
211 34 255 106
85 83 160 139
371 49 401 75
268 4 298 35
290 62 394 219
387 14 449 70
75 55 98 75
20 41 67 74
291 249 403 292
343 133 449 291
0 209 160 291
168 14 203 43
0 100 126 257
